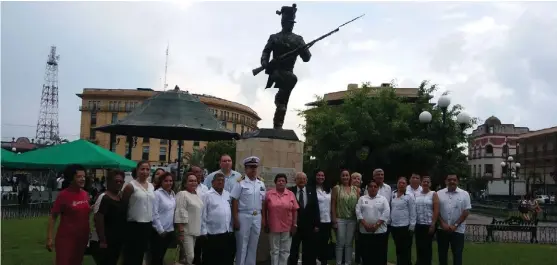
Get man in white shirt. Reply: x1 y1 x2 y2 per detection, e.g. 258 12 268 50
231 156 266 265
371 168 392 256
203 154 241 192
408 173 423 196
407 173 423 263
200 173 235 265
437 174 471 265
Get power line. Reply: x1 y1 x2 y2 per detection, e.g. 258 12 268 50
2 123 37 128
1 134 80 140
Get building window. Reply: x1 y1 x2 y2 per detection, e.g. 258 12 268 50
502 145 509 157
159 147 167 161
485 164 493 175
125 102 131 111
488 126 494 134
485 145 493 155
241 125 245 134
220 110 224 120
89 128 96 139
143 137 150 144
473 165 477 177
160 139 168 145
193 141 200 147
233 123 237 132
142 146 150 160
91 112 97 125
111 113 118 124
221 121 227 127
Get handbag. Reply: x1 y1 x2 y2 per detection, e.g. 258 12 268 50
84 230 99 256
174 243 183 265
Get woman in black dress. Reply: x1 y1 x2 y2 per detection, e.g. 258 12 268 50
94 169 127 265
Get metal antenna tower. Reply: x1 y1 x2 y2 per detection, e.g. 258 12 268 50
163 42 169 90
35 46 60 145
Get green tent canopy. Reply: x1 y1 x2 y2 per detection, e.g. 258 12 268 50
1 148 18 165
1 139 136 170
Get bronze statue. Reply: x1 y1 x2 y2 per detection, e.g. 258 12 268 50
254 4 364 129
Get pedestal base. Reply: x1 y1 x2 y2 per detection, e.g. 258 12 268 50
236 129 304 264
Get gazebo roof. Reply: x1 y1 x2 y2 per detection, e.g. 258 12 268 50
94 86 240 141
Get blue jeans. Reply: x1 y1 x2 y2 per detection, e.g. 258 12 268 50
335 219 356 265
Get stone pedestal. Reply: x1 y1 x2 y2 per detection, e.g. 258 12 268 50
235 129 304 265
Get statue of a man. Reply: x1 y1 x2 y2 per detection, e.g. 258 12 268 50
260 4 311 129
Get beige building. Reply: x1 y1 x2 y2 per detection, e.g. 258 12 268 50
516 126 557 190
468 116 529 180
77 88 260 165
305 83 425 106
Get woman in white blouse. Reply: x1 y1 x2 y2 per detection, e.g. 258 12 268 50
175 174 204 265
121 160 156 265
314 170 332 265
355 181 390 265
414 176 439 265
390 177 416 265
150 172 176 265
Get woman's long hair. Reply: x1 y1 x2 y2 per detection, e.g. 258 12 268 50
314 169 331 193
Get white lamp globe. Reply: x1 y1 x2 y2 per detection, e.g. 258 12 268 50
419 111 432 123
438 95 451 108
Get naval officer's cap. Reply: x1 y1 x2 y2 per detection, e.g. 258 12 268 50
243 156 260 167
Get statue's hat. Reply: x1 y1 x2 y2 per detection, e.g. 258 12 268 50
276 4 297 23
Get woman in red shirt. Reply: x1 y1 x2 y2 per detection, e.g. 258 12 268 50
46 164 91 265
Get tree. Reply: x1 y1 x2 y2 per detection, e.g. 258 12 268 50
203 141 236 173
183 148 206 168
299 81 477 187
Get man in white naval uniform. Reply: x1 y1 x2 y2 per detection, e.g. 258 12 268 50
230 156 266 265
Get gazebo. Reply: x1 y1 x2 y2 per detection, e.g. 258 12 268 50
94 85 240 178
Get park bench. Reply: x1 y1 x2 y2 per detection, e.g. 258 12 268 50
485 216 538 243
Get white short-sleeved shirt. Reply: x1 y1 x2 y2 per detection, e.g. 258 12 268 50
230 176 266 213
437 187 472 234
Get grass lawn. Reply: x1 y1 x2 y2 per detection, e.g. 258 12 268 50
2 217 556 265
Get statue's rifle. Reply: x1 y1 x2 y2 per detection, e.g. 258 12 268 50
252 14 365 77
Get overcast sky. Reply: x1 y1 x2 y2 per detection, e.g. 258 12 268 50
2 1 556 141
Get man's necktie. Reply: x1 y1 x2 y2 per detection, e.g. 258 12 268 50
299 189 305 209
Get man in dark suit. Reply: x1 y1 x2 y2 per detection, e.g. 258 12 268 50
288 172 320 265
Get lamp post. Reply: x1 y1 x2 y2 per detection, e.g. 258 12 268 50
501 156 521 210
11 147 16 152
419 95 471 188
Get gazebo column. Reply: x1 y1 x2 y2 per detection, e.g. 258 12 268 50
177 140 183 180
168 140 172 164
126 135 133 160
109 133 115 152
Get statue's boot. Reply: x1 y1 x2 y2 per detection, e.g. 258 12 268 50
273 104 287 129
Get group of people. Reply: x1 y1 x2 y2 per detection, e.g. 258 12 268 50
45 153 472 265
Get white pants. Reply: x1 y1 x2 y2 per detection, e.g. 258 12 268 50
269 232 292 265
179 235 196 265
235 212 261 265
335 219 356 265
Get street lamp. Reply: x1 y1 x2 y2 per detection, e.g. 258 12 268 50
501 155 521 210
419 95 471 188
11 147 16 152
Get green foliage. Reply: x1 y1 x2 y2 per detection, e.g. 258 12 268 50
300 80 477 187
202 141 236 172
183 148 206 168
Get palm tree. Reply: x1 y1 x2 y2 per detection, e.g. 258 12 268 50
183 147 206 168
